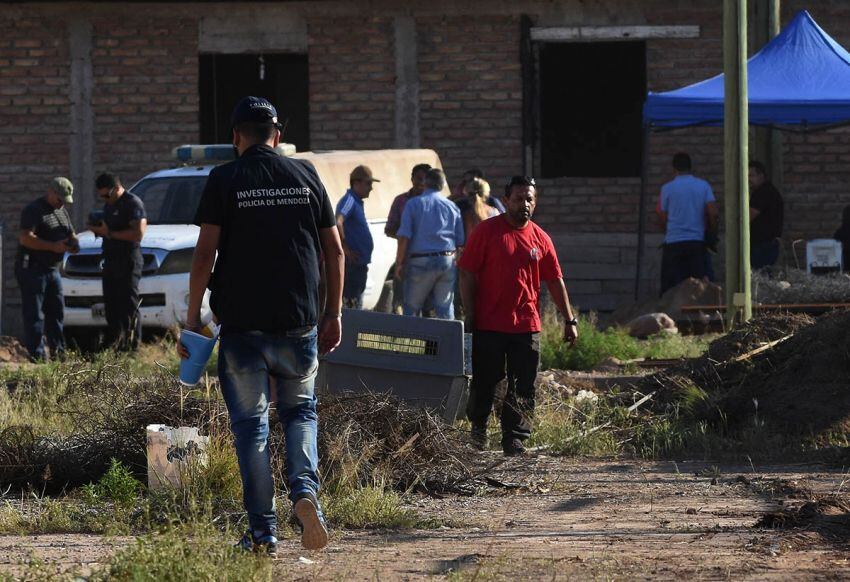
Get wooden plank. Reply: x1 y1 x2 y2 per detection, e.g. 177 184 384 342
730 334 793 363
682 303 850 312
530 25 700 42
627 392 655 413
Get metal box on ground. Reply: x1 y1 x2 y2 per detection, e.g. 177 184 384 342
807 239 843 274
316 309 468 422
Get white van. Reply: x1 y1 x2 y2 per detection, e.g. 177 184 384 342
61 147 446 332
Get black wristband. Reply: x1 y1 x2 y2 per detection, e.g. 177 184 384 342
566 317 578 326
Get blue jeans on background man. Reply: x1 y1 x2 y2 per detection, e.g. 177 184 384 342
218 326 321 542
343 261 368 309
402 254 456 319
15 263 65 360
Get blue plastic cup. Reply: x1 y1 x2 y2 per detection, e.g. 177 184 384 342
179 329 218 386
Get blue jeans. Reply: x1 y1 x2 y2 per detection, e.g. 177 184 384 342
15 263 64 360
402 254 456 319
218 327 321 540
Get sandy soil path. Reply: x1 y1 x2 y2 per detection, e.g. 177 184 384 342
1 457 848 580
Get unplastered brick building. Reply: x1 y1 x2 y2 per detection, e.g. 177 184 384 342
1 0 848 334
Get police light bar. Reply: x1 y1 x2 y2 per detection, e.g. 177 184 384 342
172 143 296 163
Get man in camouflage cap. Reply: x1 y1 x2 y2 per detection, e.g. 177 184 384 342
15 177 79 360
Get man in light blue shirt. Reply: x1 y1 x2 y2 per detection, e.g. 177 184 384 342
656 152 719 294
395 168 464 318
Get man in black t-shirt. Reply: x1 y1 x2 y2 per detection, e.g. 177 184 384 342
15 177 79 360
748 160 784 270
90 172 147 351
179 96 343 554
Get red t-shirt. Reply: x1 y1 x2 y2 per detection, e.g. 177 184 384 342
458 215 563 333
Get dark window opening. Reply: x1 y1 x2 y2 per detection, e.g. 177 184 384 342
199 53 309 153
538 41 646 178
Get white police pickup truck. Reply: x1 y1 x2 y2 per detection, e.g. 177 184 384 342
61 146 446 332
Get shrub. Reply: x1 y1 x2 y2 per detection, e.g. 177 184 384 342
540 310 712 371
82 458 143 508
322 484 421 529
93 523 271 581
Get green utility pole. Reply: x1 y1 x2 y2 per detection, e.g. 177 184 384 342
724 0 752 324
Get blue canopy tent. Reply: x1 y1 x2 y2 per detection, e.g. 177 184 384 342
634 10 850 298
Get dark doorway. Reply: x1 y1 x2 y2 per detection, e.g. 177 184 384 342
199 53 310 152
537 41 646 178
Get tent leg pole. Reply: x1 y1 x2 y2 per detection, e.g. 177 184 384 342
768 0 784 195
635 125 650 301
724 0 752 325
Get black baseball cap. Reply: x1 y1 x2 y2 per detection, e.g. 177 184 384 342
230 96 282 128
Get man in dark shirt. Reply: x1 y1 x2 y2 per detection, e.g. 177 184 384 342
180 96 343 554
15 177 78 360
90 172 147 351
749 160 784 270
833 205 850 270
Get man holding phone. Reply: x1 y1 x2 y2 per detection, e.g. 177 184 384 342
90 172 147 351
15 177 79 361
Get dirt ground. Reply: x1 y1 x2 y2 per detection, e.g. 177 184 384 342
1 456 848 581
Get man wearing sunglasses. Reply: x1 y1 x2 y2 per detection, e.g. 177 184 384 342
459 175 578 456
91 172 147 351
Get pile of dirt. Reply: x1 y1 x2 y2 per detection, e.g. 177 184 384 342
0 365 476 493
703 312 814 362
0 336 29 363
641 311 850 438
757 497 850 539
753 268 850 305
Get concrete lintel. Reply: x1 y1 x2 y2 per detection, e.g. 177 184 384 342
68 17 94 230
531 25 700 42
200 12 308 54
394 15 420 148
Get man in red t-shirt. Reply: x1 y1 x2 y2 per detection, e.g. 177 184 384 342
458 175 578 456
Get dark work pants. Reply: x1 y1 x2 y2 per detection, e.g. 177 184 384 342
15 263 64 360
751 239 780 271
466 330 540 444
343 261 368 309
103 255 142 351
660 241 707 295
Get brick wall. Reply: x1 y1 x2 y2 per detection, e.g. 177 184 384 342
780 1 850 256
534 4 724 238
3 1 850 330
90 16 199 187
534 3 724 309
417 15 523 185
0 8 199 334
0 11 71 333
307 17 396 150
